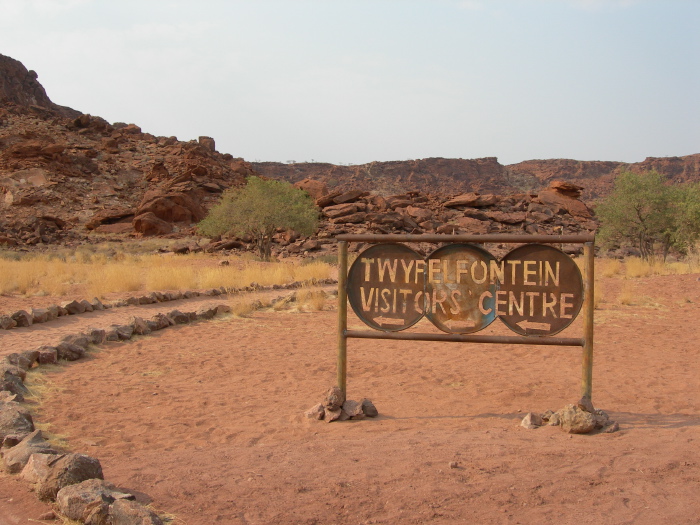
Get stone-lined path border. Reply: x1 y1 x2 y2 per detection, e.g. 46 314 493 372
0 280 336 524
0 278 338 332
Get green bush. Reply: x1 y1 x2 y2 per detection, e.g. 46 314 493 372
198 176 319 260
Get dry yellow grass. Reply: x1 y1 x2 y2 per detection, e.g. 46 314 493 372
617 281 636 305
296 287 327 311
0 251 334 299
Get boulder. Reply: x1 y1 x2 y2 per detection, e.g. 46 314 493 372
61 334 90 349
114 325 134 340
294 178 328 200
149 313 172 330
332 212 367 224
133 212 174 236
457 216 490 234
558 404 596 434
323 203 360 219
405 206 432 222
56 478 135 522
444 193 497 208
0 401 34 441
333 190 366 204
136 190 206 224
3 430 58 474
21 452 104 501
537 187 592 219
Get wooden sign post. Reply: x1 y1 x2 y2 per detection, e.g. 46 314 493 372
336 233 596 404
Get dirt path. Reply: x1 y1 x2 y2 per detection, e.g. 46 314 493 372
1 274 700 524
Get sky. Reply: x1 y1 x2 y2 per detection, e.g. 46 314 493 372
1 0 698 166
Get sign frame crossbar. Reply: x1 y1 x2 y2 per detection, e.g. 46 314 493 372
336 233 596 403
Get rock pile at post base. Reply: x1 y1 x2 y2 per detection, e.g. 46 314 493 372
305 386 379 423
520 396 619 434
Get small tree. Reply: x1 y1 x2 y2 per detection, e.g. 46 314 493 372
198 176 318 260
596 171 700 261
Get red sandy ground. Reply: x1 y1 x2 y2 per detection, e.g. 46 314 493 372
1 274 700 524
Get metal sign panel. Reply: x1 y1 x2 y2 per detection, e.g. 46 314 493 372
347 244 425 332
498 244 584 335
425 244 498 334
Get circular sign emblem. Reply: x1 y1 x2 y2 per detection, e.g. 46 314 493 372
497 244 584 335
425 244 499 334
347 244 425 332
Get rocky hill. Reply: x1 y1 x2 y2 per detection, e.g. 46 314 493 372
253 153 700 202
1 53 698 257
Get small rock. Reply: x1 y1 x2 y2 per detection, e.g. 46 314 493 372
577 396 595 413
324 407 342 423
449 461 459 469
342 399 365 419
323 386 345 410
62 300 86 315
36 346 58 365
56 342 85 361
601 421 619 433
520 412 543 429
10 310 32 327
305 404 325 420
37 511 56 521
558 404 596 434
3 430 58 474
361 398 378 418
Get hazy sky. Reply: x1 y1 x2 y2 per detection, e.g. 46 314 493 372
1 0 698 165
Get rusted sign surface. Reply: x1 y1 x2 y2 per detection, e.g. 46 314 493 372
347 244 425 331
425 244 498 334
497 244 583 335
347 243 584 335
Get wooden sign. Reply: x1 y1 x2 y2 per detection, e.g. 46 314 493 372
347 243 584 336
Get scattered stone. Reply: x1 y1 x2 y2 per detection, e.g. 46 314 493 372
10 310 33 327
5 352 33 371
56 342 85 361
36 346 58 365
167 310 190 324
323 386 345 410
79 299 94 312
30 308 50 323
577 396 595 414
21 452 104 501
3 430 58 474
449 461 459 469
305 403 325 420
601 421 620 433
109 498 164 525
130 316 152 336
342 399 365 419
62 300 86 315
0 401 34 441
86 328 107 345
520 412 543 429
0 363 26 381
558 404 596 434
149 313 172 330
56 478 134 522
324 407 342 423
61 334 90 349
0 315 17 330
0 372 29 400
37 511 56 521
361 399 379 418
114 325 134 340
